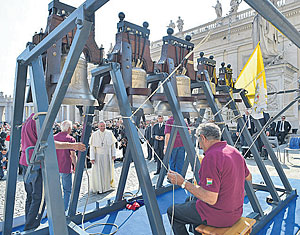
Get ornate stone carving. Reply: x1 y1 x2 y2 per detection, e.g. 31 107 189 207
229 0 241 14
252 0 279 62
266 82 278 106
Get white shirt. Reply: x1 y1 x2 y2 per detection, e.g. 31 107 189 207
280 121 285 132
247 115 251 129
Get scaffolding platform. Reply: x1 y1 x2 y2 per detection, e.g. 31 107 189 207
3 174 299 235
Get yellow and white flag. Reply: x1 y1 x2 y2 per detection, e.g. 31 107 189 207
235 43 267 119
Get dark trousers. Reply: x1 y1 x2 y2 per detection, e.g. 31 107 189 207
155 147 164 173
0 163 4 179
22 165 43 231
122 146 127 158
147 139 153 160
276 132 287 145
167 197 204 235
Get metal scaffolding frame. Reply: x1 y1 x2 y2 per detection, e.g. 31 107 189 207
3 1 109 234
195 78 297 233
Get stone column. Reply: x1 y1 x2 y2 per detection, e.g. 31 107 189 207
266 62 298 128
75 107 81 123
0 107 4 122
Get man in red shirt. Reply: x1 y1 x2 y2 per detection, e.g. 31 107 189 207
167 123 252 235
54 120 77 211
20 113 86 231
164 116 190 175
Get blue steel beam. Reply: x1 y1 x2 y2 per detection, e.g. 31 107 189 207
191 108 205 146
2 51 29 235
109 62 166 235
68 105 94 217
198 79 234 145
163 58 200 182
245 180 264 217
68 71 99 217
115 150 132 201
115 113 142 202
30 56 68 234
251 190 297 234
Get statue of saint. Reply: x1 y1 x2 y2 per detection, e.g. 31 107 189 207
176 16 184 32
229 0 240 14
213 0 222 18
252 2 278 61
167 20 175 29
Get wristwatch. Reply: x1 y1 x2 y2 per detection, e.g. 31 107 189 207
181 179 188 189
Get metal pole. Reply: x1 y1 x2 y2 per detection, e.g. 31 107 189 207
115 150 132 201
30 56 68 234
191 109 205 146
110 62 166 235
199 80 234 145
115 113 142 202
2 57 28 235
68 105 94 217
163 58 200 182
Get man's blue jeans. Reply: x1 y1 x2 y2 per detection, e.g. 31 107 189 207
59 173 72 211
169 146 185 174
22 165 43 231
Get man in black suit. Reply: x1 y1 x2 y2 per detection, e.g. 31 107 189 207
152 115 165 175
145 120 155 160
276 116 291 145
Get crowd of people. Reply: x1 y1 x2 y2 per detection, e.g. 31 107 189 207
0 122 10 180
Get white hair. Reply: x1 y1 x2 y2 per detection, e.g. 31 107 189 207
99 120 106 125
196 123 221 141
61 120 73 132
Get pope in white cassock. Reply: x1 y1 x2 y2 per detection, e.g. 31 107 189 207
89 121 117 194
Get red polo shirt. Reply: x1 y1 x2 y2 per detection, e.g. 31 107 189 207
164 116 189 148
20 113 37 166
196 141 250 227
54 132 76 173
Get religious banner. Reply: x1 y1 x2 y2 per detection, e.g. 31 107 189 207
235 42 267 119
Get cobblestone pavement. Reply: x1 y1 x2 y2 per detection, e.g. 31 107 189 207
1 143 300 222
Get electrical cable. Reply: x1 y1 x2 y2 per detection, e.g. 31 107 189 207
81 157 119 235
